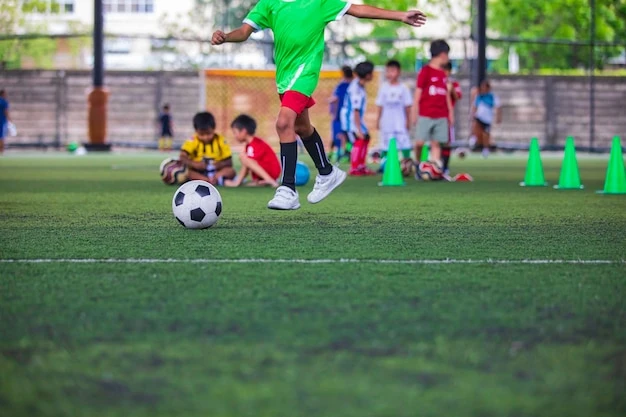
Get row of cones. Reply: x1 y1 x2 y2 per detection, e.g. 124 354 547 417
522 136 626 194
379 136 626 194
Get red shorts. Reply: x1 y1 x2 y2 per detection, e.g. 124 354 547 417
279 91 316 115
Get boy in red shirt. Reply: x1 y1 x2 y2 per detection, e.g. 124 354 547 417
225 114 281 188
411 39 453 170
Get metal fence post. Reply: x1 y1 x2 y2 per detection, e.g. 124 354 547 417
55 70 64 149
155 71 164 141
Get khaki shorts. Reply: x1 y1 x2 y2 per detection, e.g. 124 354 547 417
415 117 449 143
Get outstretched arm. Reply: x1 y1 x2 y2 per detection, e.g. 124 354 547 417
347 4 426 27
212 24 254 45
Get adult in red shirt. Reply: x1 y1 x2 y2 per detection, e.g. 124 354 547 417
225 115 281 188
442 61 462 175
410 39 453 167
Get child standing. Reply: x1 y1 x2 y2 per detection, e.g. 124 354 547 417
341 61 376 176
212 1 426 210
158 104 173 151
225 114 281 188
329 65 354 162
411 40 453 172
376 60 413 167
471 80 501 158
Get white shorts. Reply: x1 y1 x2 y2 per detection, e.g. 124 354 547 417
380 131 412 151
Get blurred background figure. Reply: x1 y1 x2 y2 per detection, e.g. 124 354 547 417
471 80 501 158
375 59 413 173
442 62 462 175
158 103 174 151
328 65 353 163
0 89 10 155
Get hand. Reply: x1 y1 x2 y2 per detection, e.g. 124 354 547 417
449 114 455 126
402 10 427 27
211 30 226 45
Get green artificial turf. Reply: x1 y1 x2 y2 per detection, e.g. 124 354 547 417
1 152 625 417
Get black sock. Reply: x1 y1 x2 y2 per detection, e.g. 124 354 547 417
280 142 298 191
442 155 450 171
302 129 333 175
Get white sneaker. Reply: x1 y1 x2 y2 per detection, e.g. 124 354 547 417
267 186 300 210
307 167 347 204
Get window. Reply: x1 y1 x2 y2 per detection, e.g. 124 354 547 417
58 0 74 13
23 0 74 14
104 0 154 14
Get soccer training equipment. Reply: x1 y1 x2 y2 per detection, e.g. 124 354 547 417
554 136 584 190
172 180 222 229
380 138 405 187
597 136 626 195
295 161 311 186
307 167 347 204
520 137 547 187
268 186 301 210
416 161 443 181
401 158 414 177
160 158 189 185
453 173 474 182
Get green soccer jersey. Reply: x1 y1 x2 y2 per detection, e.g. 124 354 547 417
244 0 351 96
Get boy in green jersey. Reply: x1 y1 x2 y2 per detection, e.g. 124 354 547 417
212 1 426 210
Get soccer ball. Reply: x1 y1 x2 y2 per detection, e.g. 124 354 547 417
160 158 188 185
172 180 222 229
401 158 414 177
417 161 443 181
295 161 310 186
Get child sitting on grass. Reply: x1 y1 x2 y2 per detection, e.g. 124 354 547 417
179 111 236 186
225 114 281 188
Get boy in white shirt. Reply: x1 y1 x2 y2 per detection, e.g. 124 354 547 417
376 60 413 169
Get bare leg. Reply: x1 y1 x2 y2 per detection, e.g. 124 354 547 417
414 140 425 163
430 141 442 164
240 153 279 187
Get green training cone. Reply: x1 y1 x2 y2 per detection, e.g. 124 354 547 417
597 136 626 195
420 143 429 161
520 137 548 187
379 138 405 186
554 136 584 190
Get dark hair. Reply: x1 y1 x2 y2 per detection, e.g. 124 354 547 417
341 65 353 79
443 62 453 71
162 103 170 110
430 39 450 58
354 61 374 79
386 60 401 69
0 89 5 96
231 114 257 135
193 111 216 131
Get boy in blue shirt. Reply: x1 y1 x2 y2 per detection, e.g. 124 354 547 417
328 66 353 162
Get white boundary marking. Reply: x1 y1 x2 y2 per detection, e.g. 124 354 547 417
0 258 624 265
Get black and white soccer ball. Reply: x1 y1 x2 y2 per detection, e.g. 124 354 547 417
172 180 222 229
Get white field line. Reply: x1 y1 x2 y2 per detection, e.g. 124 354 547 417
0 258 624 265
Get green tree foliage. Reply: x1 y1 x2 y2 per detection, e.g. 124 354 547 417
0 0 66 69
489 0 626 72
347 0 469 70
159 0 253 69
